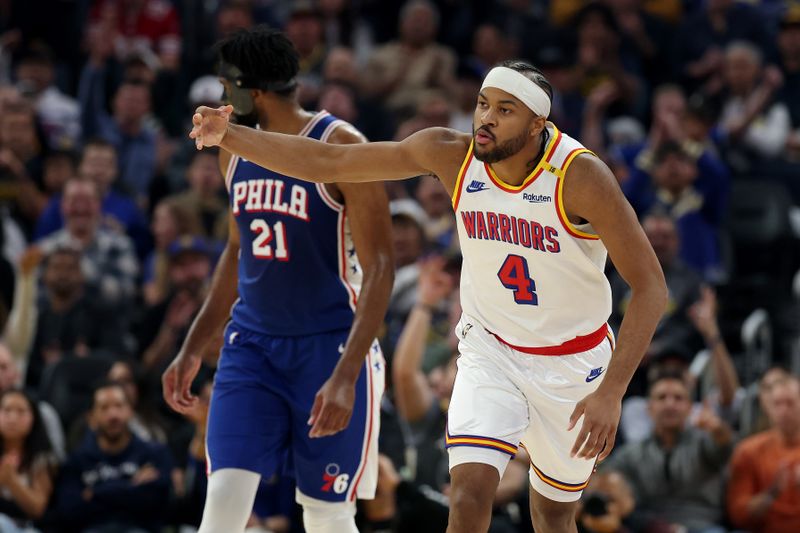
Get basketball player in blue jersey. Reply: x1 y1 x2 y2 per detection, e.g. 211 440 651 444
162 28 394 533
190 60 668 533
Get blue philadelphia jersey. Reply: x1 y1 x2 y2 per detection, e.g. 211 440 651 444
224 111 361 336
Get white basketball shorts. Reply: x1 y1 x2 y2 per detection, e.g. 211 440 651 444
446 314 614 502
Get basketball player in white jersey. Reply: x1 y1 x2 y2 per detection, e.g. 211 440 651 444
187 60 667 533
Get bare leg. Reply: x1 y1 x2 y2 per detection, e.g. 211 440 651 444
446 463 501 533
529 485 579 533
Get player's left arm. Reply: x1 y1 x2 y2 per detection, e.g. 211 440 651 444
563 154 667 461
308 124 395 439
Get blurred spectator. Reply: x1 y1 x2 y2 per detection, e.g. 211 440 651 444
727 375 800 533
35 140 150 258
623 141 728 282
286 2 327 108
135 236 213 377
165 75 224 190
55 380 172 533
0 342 64 460
0 389 57 530
449 64 481 133
37 179 139 306
610 213 703 364
79 51 157 203
15 46 81 150
464 23 512 77
716 41 790 165
777 6 800 159
40 150 78 209
414 175 456 253
604 369 734 532
606 0 672 87
107 360 166 443
142 198 201 306
569 3 643 120
394 90 452 140
0 100 48 231
88 0 181 71
577 471 636 533
23 244 126 389
169 149 227 242
673 0 770 92
362 0 456 118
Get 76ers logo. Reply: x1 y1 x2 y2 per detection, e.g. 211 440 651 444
321 463 350 494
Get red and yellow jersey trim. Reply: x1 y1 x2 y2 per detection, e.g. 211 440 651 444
483 124 563 193
445 428 518 457
554 148 600 240
451 141 474 210
530 461 591 493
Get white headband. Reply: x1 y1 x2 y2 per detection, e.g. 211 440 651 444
481 67 551 118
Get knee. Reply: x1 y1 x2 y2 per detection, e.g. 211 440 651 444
449 483 495 518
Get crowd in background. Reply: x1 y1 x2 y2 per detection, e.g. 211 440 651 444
0 0 799 532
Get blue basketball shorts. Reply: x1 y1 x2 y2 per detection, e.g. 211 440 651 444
205 322 384 503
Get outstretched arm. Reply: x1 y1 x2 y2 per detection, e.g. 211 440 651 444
565 154 667 461
190 105 469 192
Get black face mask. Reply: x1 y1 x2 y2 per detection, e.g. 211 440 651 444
217 62 298 119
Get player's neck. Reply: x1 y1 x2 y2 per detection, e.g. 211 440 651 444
489 131 548 187
255 103 315 136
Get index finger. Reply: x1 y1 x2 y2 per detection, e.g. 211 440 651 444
571 423 591 458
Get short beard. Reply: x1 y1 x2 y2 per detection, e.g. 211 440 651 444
472 126 530 163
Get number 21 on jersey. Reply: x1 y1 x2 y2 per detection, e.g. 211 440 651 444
250 219 289 260
497 254 538 305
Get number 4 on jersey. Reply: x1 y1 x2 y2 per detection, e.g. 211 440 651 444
497 254 538 305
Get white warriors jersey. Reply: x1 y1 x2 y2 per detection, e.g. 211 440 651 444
452 122 612 352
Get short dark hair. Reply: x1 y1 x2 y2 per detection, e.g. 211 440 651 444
92 379 130 407
216 26 299 96
497 59 554 103
83 137 117 155
648 367 689 394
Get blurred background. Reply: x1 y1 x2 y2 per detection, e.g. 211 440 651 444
0 0 799 532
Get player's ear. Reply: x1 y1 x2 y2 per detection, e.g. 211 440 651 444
530 115 547 138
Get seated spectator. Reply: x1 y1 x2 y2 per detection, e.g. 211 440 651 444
604 369 734 532
35 139 150 258
0 343 64 460
55 380 172 533
135 236 214 377
382 200 429 357
414 175 456 254
142 198 201 306
361 0 456 118
716 41 790 167
37 179 139 306
610 213 703 365
168 149 227 242
23 244 126 389
15 45 81 150
728 375 800 533
285 3 328 108
624 142 728 281
107 360 166 444
0 389 58 532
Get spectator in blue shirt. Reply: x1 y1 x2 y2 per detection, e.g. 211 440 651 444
55 380 172 533
35 139 150 258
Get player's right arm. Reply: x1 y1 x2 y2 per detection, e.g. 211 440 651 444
162 212 240 414
191 105 469 194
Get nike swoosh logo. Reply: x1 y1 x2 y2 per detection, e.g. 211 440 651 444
585 370 605 383
466 184 489 193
